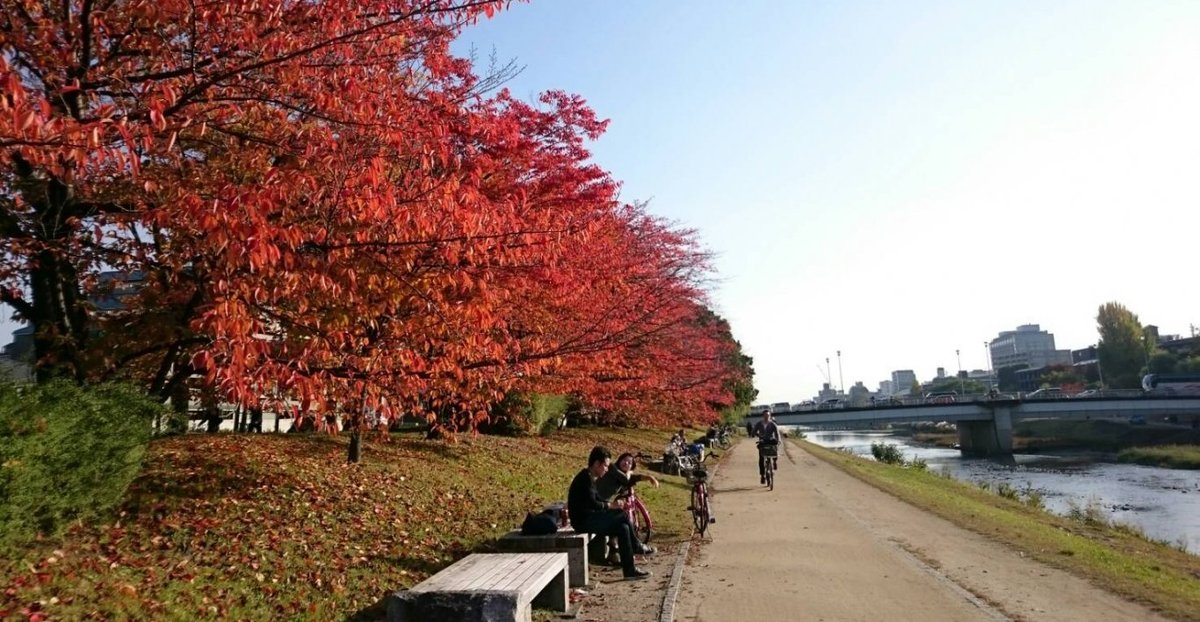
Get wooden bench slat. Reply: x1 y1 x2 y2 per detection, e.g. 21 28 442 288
389 553 569 622
414 555 517 591
449 555 522 591
495 556 547 592
502 557 566 598
461 555 525 590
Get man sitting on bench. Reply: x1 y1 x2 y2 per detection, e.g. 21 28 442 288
567 446 652 581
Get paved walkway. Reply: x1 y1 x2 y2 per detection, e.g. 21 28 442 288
671 439 1169 622
673 439 993 621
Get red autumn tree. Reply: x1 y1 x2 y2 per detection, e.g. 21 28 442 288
0 0 752 454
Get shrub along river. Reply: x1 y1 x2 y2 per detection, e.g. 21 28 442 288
799 429 1200 554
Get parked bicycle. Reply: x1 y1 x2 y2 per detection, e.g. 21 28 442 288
714 426 733 450
615 484 653 545
688 465 714 537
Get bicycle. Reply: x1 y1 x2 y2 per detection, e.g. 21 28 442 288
618 452 658 544
687 466 714 537
615 484 653 545
758 440 779 491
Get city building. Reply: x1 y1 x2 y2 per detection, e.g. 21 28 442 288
848 381 870 406
0 325 34 382
989 324 1072 370
878 379 895 396
1154 333 1199 357
891 370 917 395
816 382 839 403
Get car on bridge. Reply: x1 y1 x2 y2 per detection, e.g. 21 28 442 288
923 392 957 404
818 398 844 410
1027 387 1068 400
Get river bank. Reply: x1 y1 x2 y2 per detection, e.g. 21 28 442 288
1118 445 1200 469
896 418 1200 465
0 426 696 620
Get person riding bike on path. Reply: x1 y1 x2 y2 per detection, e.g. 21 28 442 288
568 446 653 580
595 452 660 564
753 409 782 484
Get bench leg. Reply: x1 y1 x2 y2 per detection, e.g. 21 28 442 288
532 565 569 613
567 541 589 587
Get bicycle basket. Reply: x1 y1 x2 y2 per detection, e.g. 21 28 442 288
688 467 708 481
758 443 779 458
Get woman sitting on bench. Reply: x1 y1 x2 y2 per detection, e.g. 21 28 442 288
567 446 653 581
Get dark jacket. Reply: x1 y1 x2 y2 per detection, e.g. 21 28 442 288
567 468 607 530
595 468 633 502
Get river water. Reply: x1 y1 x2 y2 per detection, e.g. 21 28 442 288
797 428 1200 554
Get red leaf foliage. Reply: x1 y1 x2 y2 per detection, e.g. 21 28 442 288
0 1 751 430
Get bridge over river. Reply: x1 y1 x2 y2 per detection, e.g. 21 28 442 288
746 395 1200 455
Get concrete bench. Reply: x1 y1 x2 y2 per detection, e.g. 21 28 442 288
497 526 595 587
387 552 569 622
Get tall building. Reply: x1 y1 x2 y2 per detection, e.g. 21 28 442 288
891 370 917 395
989 324 1072 370
878 379 895 396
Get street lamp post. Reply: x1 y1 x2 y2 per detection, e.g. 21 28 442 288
836 350 845 394
956 349 964 396
983 341 991 389
825 357 831 391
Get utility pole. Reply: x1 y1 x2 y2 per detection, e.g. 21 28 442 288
956 349 964 396
826 357 832 392
836 350 844 394
983 341 992 389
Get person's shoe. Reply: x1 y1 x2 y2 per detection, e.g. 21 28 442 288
623 568 651 580
636 545 656 555
606 553 621 566
760 476 766 484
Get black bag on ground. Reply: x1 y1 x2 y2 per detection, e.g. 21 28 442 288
520 511 558 535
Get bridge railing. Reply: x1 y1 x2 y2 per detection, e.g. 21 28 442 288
782 389 1149 413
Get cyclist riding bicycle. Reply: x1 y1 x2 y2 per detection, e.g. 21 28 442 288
754 409 781 484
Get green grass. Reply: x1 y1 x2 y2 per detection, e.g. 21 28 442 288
1013 419 1200 452
898 420 1200 457
800 440 1200 622
0 427 701 620
1117 445 1200 470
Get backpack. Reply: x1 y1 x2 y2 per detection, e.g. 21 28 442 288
520 511 558 536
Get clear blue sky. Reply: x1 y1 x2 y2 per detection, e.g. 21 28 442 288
4 2 1198 404
455 1 1200 403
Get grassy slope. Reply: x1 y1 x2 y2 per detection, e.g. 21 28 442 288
1013 419 1200 452
0 428 699 621
800 440 1200 621
1118 445 1200 470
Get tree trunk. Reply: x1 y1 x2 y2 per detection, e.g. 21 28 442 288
205 407 221 433
348 430 362 463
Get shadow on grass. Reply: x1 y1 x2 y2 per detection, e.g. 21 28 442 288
344 594 389 622
344 551 473 621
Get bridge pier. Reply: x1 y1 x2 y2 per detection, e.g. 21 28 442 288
957 407 1013 456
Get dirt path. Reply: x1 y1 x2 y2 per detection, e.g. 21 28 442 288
672 439 1171 622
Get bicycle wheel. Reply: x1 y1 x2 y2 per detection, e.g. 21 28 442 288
766 463 774 491
691 485 708 535
631 501 652 544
